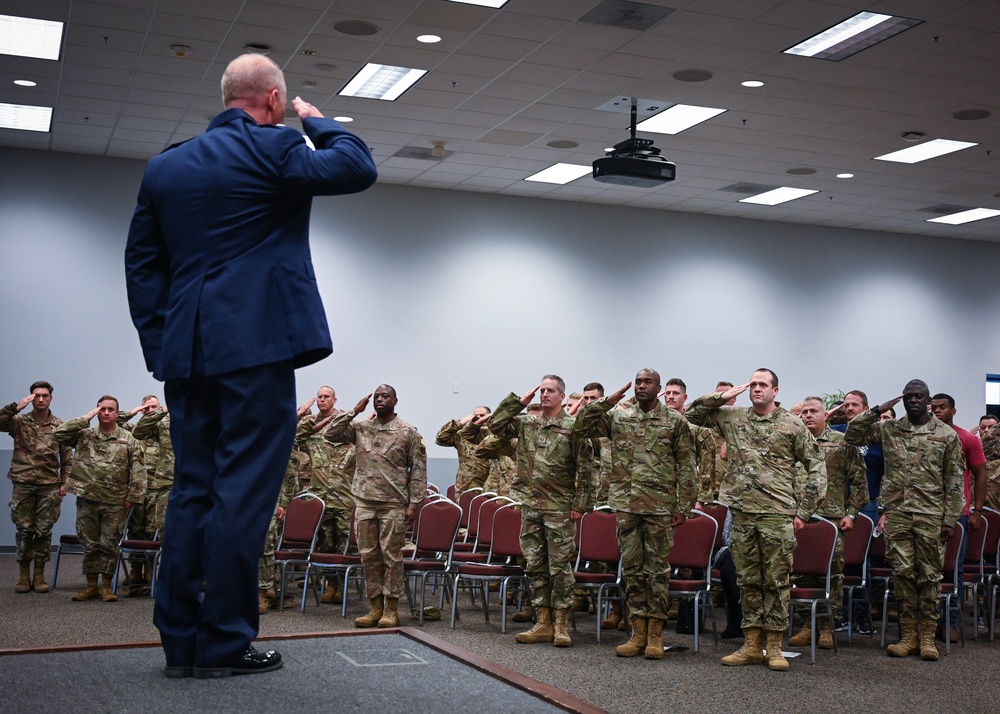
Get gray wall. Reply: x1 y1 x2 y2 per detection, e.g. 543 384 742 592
2 144 997 547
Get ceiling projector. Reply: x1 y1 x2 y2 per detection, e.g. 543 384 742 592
592 99 676 188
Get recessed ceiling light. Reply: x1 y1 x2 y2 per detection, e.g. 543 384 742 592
417 35 441 44
636 104 726 135
338 63 427 101
445 0 510 7
0 101 52 131
739 187 818 206
874 139 977 164
741 80 764 88
0 14 64 60
836 173 854 179
13 79 37 87
784 11 922 61
333 116 353 123
927 208 1000 225
333 21 379 36
672 69 713 83
524 163 591 185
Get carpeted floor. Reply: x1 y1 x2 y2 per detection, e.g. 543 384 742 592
2 554 999 713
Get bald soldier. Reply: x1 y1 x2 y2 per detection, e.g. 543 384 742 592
687 369 827 671
574 370 697 659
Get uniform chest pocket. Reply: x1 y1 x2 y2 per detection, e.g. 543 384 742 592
371 434 404 466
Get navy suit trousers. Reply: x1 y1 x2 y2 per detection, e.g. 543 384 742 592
154 353 296 668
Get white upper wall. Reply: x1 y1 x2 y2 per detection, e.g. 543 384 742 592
1 145 997 454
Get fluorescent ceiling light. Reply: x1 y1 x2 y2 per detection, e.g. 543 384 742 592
784 11 922 62
928 208 1000 225
445 0 510 7
874 139 977 164
636 104 726 135
524 163 591 185
0 102 53 131
739 187 818 206
339 63 427 101
0 14 63 60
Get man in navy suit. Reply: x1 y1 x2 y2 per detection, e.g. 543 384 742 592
124 53 377 678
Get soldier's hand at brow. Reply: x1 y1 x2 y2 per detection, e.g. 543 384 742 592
161 404 168 414
85 407 100 421
825 405 845 422
17 395 33 411
129 405 145 416
459 413 474 425
720 383 749 402
875 395 903 414
352 393 372 416
520 385 540 406
606 382 632 406
473 413 492 426
566 400 582 417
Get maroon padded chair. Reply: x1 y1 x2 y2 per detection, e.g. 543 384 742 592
274 491 325 609
301 511 362 617
962 515 991 640
402 498 462 624
788 516 839 664
571 507 623 643
841 512 875 642
668 510 719 652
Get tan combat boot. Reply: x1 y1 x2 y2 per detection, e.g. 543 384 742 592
377 597 400 628
886 619 919 657
355 596 384 627
511 603 535 623
320 584 342 604
32 562 49 594
616 616 648 657
15 560 31 593
645 618 665 660
72 574 100 601
919 620 940 661
721 627 766 666
666 599 679 620
788 624 812 647
259 589 271 615
601 601 623 630
99 574 117 602
515 606 554 644
818 620 835 650
553 608 572 647
765 631 789 671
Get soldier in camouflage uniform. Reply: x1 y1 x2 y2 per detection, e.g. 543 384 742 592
845 380 964 661
296 386 357 603
436 406 492 494
983 425 1000 512
258 448 303 613
475 432 517 497
575 370 698 659
788 396 868 649
1 381 72 593
489 375 595 647
687 370 827 671
325 385 427 629
55 395 145 602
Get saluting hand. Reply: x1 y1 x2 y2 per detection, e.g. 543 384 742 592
825 405 845 422
519 385 540 406
473 412 492 426
351 393 372 416
85 407 100 421
720 383 749 402
16 395 33 411
607 382 632 407
874 395 903 415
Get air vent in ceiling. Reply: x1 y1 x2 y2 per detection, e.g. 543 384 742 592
720 182 779 194
579 1 675 31
393 146 453 161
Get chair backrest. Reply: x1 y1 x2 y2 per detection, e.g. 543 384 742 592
575 508 620 568
427 482 440 494
474 495 514 551
457 487 484 528
412 498 463 557
792 516 838 579
843 511 874 569
464 491 496 542
700 502 729 550
446 484 456 502
279 491 325 551
489 503 524 561
982 508 1000 569
942 520 965 574
670 511 717 572
963 516 989 571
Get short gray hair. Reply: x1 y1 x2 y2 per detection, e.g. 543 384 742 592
221 54 286 106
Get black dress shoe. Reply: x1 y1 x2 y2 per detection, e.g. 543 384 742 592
192 645 283 679
164 665 193 678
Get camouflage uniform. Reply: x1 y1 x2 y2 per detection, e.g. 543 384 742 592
574 399 697 620
489 393 594 610
982 430 1000 511
796 427 868 602
845 410 963 625
437 419 490 493
326 411 427 600
131 410 174 537
1 402 72 564
55 417 145 576
258 453 302 591
297 411 356 555
687 392 827 632
476 434 517 497
689 423 722 503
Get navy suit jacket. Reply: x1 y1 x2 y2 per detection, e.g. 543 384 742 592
125 108 377 381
